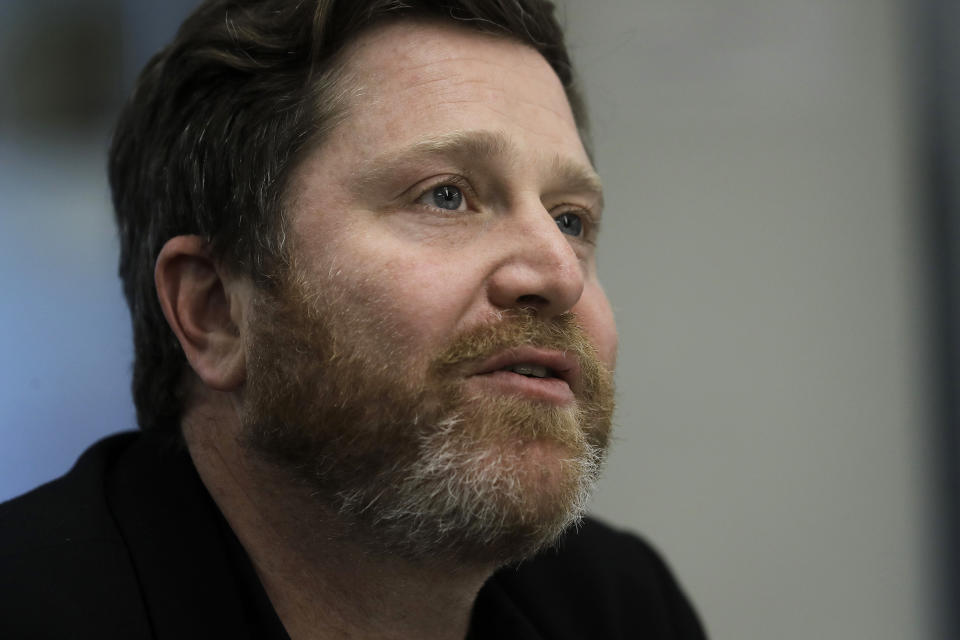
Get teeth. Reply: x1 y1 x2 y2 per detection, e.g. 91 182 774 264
507 364 551 378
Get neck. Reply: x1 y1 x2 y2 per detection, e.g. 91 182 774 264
182 401 496 640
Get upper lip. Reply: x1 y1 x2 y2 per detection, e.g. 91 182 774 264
470 347 582 393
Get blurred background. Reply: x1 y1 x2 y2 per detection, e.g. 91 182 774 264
0 0 956 638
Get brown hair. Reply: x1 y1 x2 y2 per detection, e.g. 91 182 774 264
109 0 590 432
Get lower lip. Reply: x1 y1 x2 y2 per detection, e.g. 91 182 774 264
467 370 575 405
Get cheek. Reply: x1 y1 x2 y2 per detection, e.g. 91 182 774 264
343 249 483 344
573 286 618 370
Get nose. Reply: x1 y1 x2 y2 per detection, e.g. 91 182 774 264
485 203 586 318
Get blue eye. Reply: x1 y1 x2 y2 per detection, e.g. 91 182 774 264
431 185 464 211
555 212 583 236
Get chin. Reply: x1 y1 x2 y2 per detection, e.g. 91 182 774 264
330 413 608 566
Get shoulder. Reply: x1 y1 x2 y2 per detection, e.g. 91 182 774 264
0 432 136 550
0 432 153 638
482 517 708 639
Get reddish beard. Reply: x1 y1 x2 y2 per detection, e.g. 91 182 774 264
240 276 615 564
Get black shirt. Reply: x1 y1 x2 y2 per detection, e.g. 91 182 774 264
0 431 707 639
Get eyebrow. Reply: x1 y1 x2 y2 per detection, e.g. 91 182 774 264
354 129 604 208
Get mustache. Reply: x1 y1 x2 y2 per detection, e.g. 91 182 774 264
430 310 596 372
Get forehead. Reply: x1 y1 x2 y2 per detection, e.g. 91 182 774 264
318 18 591 171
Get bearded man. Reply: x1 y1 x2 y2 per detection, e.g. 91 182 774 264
0 1 706 638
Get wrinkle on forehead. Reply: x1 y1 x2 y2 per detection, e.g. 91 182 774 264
342 20 567 110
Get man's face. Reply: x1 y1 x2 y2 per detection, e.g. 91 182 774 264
240 20 618 563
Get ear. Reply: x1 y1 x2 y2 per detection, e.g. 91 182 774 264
155 235 248 391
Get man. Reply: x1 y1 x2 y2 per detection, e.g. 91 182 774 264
0 1 706 638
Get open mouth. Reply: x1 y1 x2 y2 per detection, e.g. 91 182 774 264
504 363 556 379
468 348 580 404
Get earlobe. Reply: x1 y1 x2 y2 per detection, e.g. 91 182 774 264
155 235 247 391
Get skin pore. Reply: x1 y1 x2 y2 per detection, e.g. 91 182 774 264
157 19 618 640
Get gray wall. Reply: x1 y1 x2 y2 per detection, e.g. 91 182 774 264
0 1 939 638
564 1 938 638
